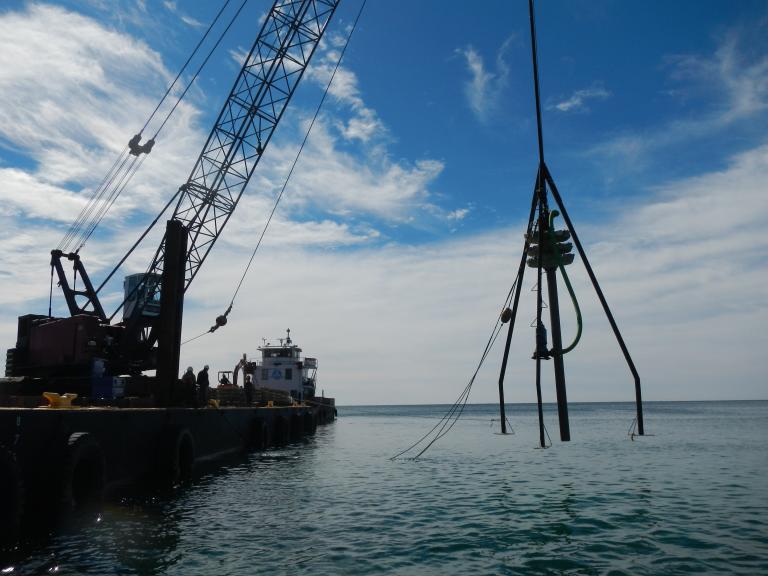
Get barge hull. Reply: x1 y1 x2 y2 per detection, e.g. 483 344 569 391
0 402 335 542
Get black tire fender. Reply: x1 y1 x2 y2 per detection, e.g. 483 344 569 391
304 412 317 436
248 418 271 450
159 427 195 488
0 444 24 541
60 432 105 511
290 414 303 441
273 416 289 446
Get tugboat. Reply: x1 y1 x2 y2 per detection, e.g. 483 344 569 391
232 330 334 420
245 330 316 400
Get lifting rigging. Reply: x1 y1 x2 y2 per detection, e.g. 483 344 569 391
6 0 341 404
392 0 644 459
494 0 644 446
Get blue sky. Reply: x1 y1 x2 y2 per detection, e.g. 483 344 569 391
0 0 766 404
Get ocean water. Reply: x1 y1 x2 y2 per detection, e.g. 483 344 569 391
3 401 767 575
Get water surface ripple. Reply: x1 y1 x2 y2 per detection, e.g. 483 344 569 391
3 401 767 575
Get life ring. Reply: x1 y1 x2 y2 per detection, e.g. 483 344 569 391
0 444 24 542
59 432 105 511
158 427 195 488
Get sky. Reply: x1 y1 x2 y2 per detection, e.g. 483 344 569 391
0 0 766 405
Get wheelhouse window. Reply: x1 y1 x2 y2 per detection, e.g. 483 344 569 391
266 349 292 358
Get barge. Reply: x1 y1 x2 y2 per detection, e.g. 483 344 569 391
0 0 342 546
0 330 335 544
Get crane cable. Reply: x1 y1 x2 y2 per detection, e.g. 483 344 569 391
73 0 249 253
390 272 522 460
141 0 236 136
57 0 245 254
182 0 369 347
74 0 249 254
390 192 543 460
57 145 130 251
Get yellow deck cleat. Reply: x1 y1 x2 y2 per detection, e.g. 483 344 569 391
42 392 78 409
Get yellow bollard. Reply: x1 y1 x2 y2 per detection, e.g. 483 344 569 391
42 392 78 409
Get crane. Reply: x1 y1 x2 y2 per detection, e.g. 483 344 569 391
6 0 340 405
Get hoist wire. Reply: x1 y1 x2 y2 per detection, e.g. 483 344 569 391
96 185 183 295
141 0 235 135
67 152 135 252
76 155 143 251
390 317 507 460
151 0 250 141
58 145 130 251
228 0 367 308
105 188 189 321
60 151 133 252
181 0 368 348
181 330 211 346
59 0 245 253
390 272 521 460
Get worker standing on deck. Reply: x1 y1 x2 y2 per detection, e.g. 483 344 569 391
197 365 210 406
181 367 196 406
244 374 254 405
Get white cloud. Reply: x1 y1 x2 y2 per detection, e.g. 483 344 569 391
549 87 610 113
0 3 197 216
305 34 385 143
447 208 470 221
591 32 768 167
666 34 768 121
180 15 202 28
287 129 443 220
0 2 450 325
229 46 249 67
457 36 513 123
176 143 768 405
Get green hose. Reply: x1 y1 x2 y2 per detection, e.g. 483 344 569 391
548 211 582 354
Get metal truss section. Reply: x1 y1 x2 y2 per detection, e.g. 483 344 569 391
142 0 339 303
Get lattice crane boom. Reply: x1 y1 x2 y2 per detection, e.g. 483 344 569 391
12 0 341 385
144 0 339 301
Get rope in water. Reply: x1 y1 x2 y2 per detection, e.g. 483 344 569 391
390 272 522 460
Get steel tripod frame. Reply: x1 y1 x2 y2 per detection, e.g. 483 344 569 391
495 166 552 448
497 169 540 438
496 162 646 445
543 165 645 435
495 0 645 443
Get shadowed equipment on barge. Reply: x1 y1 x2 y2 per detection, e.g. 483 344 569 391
0 395 335 543
0 0 343 547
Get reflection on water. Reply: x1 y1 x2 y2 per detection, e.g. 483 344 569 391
3 402 768 575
